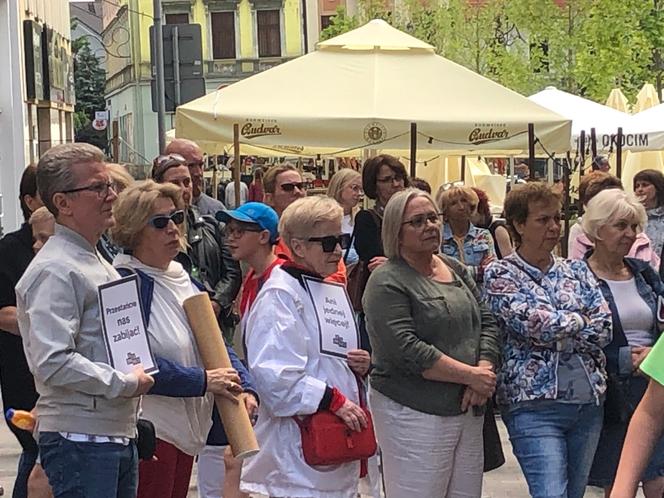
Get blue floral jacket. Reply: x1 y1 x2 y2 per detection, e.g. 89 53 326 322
441 223 495 282
483 253 612 406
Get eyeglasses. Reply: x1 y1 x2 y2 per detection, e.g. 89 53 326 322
376 174 405 184
223 224 263 238
306 233 351 253
61 180 115 199
402 212 442 229
280 182 306 192
440 181 464 191
155 153 186 169
347 184 363 193
147 210 185 229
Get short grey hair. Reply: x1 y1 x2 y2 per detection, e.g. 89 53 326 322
382 188 439 259
279 196 343 250
37 143 105 216
582 189 647 242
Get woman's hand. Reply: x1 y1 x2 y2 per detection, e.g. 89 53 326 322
467 364 496 398
333 399 368 432
368 256 388 272
461 387 489 412
632 346 652 372
242 393 259 425
206 368 243 402
347 349 371 376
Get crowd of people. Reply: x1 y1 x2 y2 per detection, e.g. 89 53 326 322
1 140 664 498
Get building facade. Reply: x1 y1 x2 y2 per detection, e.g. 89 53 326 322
103 0 306 164
0 0 75 234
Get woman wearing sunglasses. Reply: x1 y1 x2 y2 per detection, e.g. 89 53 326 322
109 180 250 498
241 196 368 498
362 188 501 498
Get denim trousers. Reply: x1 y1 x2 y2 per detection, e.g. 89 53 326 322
503 402 603 498
38 432 138 498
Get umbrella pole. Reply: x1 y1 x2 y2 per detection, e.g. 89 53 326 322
410 122 417 178
563 152 572 258
528 123 535 181
579 130 586 178
461 155 466 183
616 127 623 179
233 123 241 208
590 128 597 160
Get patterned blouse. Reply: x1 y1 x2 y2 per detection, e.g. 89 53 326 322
645 206 664 258
483 253 612 407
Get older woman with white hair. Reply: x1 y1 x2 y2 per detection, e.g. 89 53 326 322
582 189 664 498
362 188 501 498
241 195 369 498
110 180 252 498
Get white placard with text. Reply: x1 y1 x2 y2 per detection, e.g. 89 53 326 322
98 276 158 375
303 275 359 359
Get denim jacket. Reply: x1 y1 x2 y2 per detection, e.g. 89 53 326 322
441 223 495 282
483 253 612 406
586 255 664 377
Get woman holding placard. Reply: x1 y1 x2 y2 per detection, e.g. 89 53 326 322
362 188 501 498
241 196 371 498
110 180 256 498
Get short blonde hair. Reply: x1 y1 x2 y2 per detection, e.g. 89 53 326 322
327 169 361 223
437 186 479 219
382 188 439 259
29 206 54 225
582 189 647 243
107 163 134 193
110 180 185 251
279 196 343 251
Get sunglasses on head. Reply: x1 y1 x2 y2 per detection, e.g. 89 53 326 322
148 210 185 229
280 182 306 192
307 233 351 253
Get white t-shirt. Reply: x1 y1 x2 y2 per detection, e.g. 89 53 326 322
226 181 248 208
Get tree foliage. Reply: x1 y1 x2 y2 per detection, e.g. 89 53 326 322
321 0 664 103
72 32 107 150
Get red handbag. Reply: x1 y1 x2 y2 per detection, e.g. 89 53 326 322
293 408 377 466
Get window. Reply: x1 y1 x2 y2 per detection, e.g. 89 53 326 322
321 15 332 30
257 10 281 57
165 13 189 24
211 12 236 59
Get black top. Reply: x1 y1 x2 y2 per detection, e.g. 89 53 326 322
488 218 508 260
0 223 39 452
353 209 383 263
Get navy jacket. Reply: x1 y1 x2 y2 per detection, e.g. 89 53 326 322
587 256 664 376
117 267 257 445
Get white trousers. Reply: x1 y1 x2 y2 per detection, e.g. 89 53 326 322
370 389 484 498
197 445 227 498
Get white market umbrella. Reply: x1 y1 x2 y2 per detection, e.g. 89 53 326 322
175 19 571 156
528 86 641 152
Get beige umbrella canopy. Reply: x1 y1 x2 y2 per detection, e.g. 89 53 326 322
623 83 664 189
606 88 630 113
175 19 571 156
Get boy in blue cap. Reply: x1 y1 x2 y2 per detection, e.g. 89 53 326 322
197 202 283 498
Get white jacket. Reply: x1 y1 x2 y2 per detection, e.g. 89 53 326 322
241 266 360 498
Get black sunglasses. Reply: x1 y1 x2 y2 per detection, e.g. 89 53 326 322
148 210 185 229
307 233 351 253
61 180 115 198
280 182 306 192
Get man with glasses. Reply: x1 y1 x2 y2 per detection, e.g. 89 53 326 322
15 143 155 498
263 164 347 284
152 153 242 327
165 139 226 216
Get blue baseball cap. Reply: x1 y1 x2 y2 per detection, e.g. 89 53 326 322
216 202 279 243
